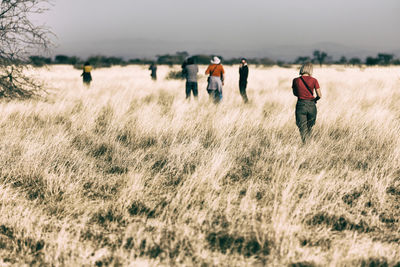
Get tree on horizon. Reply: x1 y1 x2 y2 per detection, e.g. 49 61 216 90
313 50 328 66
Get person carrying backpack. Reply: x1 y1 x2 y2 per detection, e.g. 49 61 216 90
183 57 199 99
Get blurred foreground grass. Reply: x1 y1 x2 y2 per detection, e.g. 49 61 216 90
0 65 399 266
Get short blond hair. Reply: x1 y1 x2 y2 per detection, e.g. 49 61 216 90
300 62 313 76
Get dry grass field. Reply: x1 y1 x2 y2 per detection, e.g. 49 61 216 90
0 64 400 266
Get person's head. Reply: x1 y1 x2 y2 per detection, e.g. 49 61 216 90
84 61 90 66
241 58 247 65
299 62 313 76
187 57 194 65
211 56 221 65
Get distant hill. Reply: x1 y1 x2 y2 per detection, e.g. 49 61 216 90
261 43 375 61
53 39 399 62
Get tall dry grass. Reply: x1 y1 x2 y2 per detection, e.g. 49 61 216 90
0 65 400 266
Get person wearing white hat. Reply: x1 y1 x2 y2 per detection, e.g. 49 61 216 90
205 56 225 103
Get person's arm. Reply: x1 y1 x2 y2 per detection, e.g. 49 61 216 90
182 66 187 78
314 79 322 99
205 65 210 75
292 79 298 96
244 66 249 80
316 88 322 98
221 66 225 85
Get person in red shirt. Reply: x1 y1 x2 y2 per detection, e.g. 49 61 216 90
292 62 322 143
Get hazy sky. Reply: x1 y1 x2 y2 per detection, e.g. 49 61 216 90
35 0 400 59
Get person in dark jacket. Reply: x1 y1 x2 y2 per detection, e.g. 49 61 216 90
239 58 249 103
183 57 199 99
81 62 92 87
292 62 322 144
149 63 157 80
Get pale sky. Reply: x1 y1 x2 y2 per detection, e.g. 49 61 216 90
35 0 400 59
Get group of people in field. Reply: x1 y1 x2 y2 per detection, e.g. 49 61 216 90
80 59 321 144
180 56 249 103
180 57 321 143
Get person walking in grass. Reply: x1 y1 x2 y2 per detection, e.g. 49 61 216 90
149 63 157 81
205 56 225 103
183 57 199 100
292 62 322 143
81 62 92 87
239 58 249 103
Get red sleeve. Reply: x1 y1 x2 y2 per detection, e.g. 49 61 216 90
314 78 320 89
221 65 225 74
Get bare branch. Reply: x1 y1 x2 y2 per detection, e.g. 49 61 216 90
0 0 52 98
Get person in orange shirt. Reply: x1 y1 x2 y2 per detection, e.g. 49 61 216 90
205 56 225 103
81 62 92 87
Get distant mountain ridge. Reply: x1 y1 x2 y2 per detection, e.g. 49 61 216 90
54 38 399 62
262 43 378 61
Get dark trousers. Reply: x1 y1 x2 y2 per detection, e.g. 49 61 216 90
82 73 92 86
239 80 248 103
295 100 317 143
207 89 221 103
185 82 198 99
